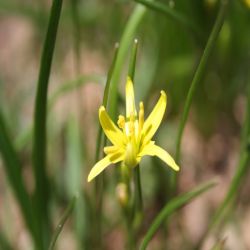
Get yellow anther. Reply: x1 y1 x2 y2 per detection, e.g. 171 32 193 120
129 112 135 136
117 115 125 129
104 146 117 154
139 102 144 133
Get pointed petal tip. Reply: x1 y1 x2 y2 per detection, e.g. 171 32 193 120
99 106 105 111
87 174 93 182
160 90 167 99
174 165 180 171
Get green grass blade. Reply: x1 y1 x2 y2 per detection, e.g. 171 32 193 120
0 231 13 250
207 78 250 231
48 196 77 250
15 75 103 151
65 118 87 249
139 180 217 250
135 0 203 41
127 39 143 220
92 43 119 250
128 39 138 80
173 0 229 190
95 43 119 162
211 239 226 250
0 110 40 247
32 0 63 246
108 3 151 119
70 0 82 73
48 74 104 110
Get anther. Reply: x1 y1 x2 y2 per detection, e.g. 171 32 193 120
117 115 125 129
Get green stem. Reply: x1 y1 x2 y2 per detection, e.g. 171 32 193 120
173 0 229 191
32 0 63 247
195 59 250 250
108 3 151 119
0 111 40 248
48 196 76 250
93 43 119 249
128 39 143 228
139 180 217 250
135 0 204 42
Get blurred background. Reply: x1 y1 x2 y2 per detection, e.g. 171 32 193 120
0 0 250 249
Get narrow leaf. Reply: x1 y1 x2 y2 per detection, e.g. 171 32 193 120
135 0 203 41
139 180 217 250
0 110 39 247
173 0 229 191
48 196 77 250
32 0 63 244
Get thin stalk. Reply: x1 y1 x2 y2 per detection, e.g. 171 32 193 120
0 111 40 248
128 39 144 225
195 64 250 250
135 0 204 42
139 180 217 250
93 43 119 249
108 3 151 119
48 196 76 250
32 0 63 247
173 0 229 191
0 231 13 250
70 0 81 74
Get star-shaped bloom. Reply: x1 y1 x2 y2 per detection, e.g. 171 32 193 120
88 77 179 182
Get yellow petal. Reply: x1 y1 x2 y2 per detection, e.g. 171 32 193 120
142 91 167 144
87 156 111 182
140 143 179 171
126 77 137 117
99 106 126 147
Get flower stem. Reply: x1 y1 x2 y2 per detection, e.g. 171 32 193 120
93 44 119 249
172 0 229 193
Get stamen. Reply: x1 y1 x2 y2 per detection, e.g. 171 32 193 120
104 146 118 154
139 102 144 133
117 115 125 129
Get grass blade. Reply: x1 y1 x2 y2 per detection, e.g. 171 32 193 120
196 75 250 248
108 3 150 119
0 231 13 250
92 43 119 249
32 0 63 245
127 39 143 219
65 118 87 249
139 180 217 250
0 110 40 247
135 0 203 41
48 74 104 110
48 196 77 250
173 0 229 191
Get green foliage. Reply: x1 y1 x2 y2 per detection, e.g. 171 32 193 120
0 0 250 249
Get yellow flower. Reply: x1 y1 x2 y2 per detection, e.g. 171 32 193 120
88 77 179 182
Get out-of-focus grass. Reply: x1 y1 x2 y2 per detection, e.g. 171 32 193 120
0 0 250 249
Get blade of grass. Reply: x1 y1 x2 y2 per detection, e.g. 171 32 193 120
0 110 40 248
139 180 217 250
134 0 203 42
15 74 104 150
70 0 81 73
195 72 250 249
108 2 152 119
92 43 119 250
48 74 104 109
32 0 63 246
0 231 13 250
127 39 143 222
173 0 229 192
48 196 77 250
65 118 87 249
